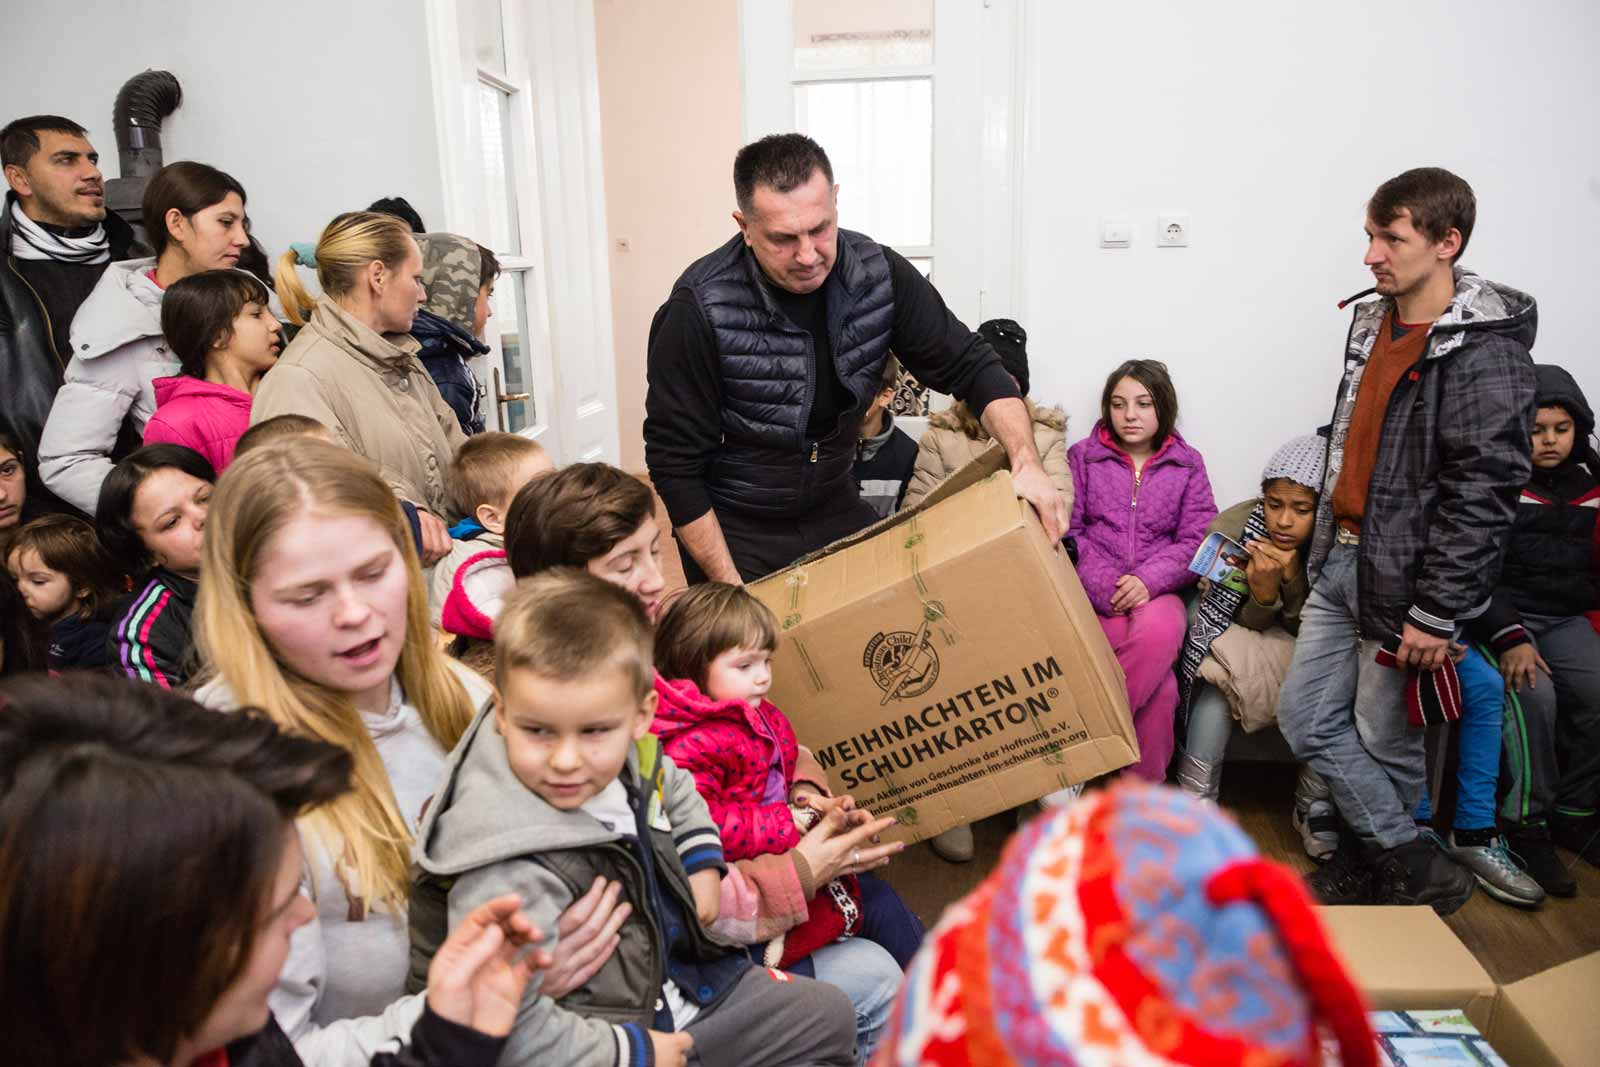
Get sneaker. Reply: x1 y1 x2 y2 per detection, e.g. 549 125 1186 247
1552 812 1600 869
1505 822 1577 898
929 824 974 863
1305 840 1375 905
1373 836 1475 916
1449 831 1546 908
1292 798 1341 864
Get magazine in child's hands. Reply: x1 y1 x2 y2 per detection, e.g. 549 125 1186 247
1189 532 1251 594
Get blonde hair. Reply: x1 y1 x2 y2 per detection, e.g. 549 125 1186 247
275 211 419 327
496 569 655 702
450 433 551 517
195 440 475 912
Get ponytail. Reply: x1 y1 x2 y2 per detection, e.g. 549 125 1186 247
274 212 418 328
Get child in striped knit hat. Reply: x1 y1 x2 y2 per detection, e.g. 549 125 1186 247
874 782 1377 1067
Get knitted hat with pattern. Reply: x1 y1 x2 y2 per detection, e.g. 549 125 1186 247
1261 435 1327 493
873 783 1376 1067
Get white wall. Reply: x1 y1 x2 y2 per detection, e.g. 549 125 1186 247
0 0 446 267
1017 0 1600 507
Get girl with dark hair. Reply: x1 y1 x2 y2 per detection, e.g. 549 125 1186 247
1067 359 1217 783
5 513 123 672
97 443 216 688
38 161 253 515
144 269 285 471
0 430 34 546
0 672 551 1067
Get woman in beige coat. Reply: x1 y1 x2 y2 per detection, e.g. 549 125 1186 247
255 212 466 564
901 319 1073 515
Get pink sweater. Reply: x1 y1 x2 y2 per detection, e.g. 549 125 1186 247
143 376 252 472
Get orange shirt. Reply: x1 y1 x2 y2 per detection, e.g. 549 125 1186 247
1333 313 1432 533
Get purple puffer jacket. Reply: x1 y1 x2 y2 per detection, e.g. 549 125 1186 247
1068 422 1217 616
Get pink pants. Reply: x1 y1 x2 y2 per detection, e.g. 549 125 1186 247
1098 594 1186 783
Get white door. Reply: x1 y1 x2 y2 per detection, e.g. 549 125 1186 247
426 0 621 463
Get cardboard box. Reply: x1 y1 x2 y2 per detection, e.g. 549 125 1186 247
747 446 1138 843
1318 905 1600 1067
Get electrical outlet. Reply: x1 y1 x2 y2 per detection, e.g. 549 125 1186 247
1157 214 1190 247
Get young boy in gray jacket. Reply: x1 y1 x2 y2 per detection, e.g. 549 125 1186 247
408 569 855 1067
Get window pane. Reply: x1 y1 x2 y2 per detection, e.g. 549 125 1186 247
497 270 537 432
477 83 521 256
792 0 932 70
795 78 931 247
469 0 507 74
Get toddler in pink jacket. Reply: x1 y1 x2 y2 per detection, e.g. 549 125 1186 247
1068 360 1217 782
144 270 282 471
652 582 924 974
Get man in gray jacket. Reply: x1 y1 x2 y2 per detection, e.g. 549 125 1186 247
1279 167 1537 914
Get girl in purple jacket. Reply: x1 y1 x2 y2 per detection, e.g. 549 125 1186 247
144 270 284 472
1068 360 1217 781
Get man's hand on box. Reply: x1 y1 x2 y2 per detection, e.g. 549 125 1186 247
1011 463 1069 543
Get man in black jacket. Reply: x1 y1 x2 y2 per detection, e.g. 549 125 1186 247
1 115 139 517
645 133 1067 584
1278 168 1537 914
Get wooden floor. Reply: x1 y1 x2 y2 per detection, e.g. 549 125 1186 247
879 762 1600 984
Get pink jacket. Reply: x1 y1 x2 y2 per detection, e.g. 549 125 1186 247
1068 422 1217 616
439 549 511 640
652 675 832 862
143 376 252 472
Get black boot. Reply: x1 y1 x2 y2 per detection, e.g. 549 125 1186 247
1305 835 1376 905
1505 821 1577 898
1551 812 1600 870
1373 834 1475 916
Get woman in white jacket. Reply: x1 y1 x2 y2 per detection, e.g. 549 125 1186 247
38 161 251 514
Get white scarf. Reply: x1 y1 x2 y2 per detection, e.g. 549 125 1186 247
9 200 109 264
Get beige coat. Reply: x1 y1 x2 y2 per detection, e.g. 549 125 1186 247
251 299 469 518
900 398 1073 514
1197 624 1297 733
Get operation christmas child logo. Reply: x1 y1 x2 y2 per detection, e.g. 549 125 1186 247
863 601 945 702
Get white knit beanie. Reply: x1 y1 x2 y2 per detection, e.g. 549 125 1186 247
1261 434 1327 491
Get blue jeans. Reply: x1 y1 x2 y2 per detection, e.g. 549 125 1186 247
802 936 901 1063
1277 543 1424 850
1414 646 1503 831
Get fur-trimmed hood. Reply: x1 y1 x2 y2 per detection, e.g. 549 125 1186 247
928 396 1066 439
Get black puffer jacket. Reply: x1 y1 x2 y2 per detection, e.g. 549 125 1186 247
1308 270 1538 639
678 230 894 517
413 309 487 435
0 193 138 518
1470 364 1599 652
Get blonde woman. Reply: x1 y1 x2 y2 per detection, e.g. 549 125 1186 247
254 211 465 564
192 441 621 1067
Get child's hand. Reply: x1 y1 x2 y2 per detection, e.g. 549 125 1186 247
1110 574 1150 613
1243 540 1291 606
688 868 721 926
793 786 853 820
1499 643 1549 692
426 893 552 1038
649 1029 694 1067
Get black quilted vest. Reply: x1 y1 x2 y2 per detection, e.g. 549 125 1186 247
675 229 895 517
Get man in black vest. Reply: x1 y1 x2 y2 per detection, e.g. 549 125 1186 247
1 115 139 518
646 134 1067 584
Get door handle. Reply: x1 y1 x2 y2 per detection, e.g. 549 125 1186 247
492 367 530 407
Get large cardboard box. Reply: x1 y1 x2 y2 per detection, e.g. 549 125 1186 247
1319 905 1600 1067
747 447 1138 843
